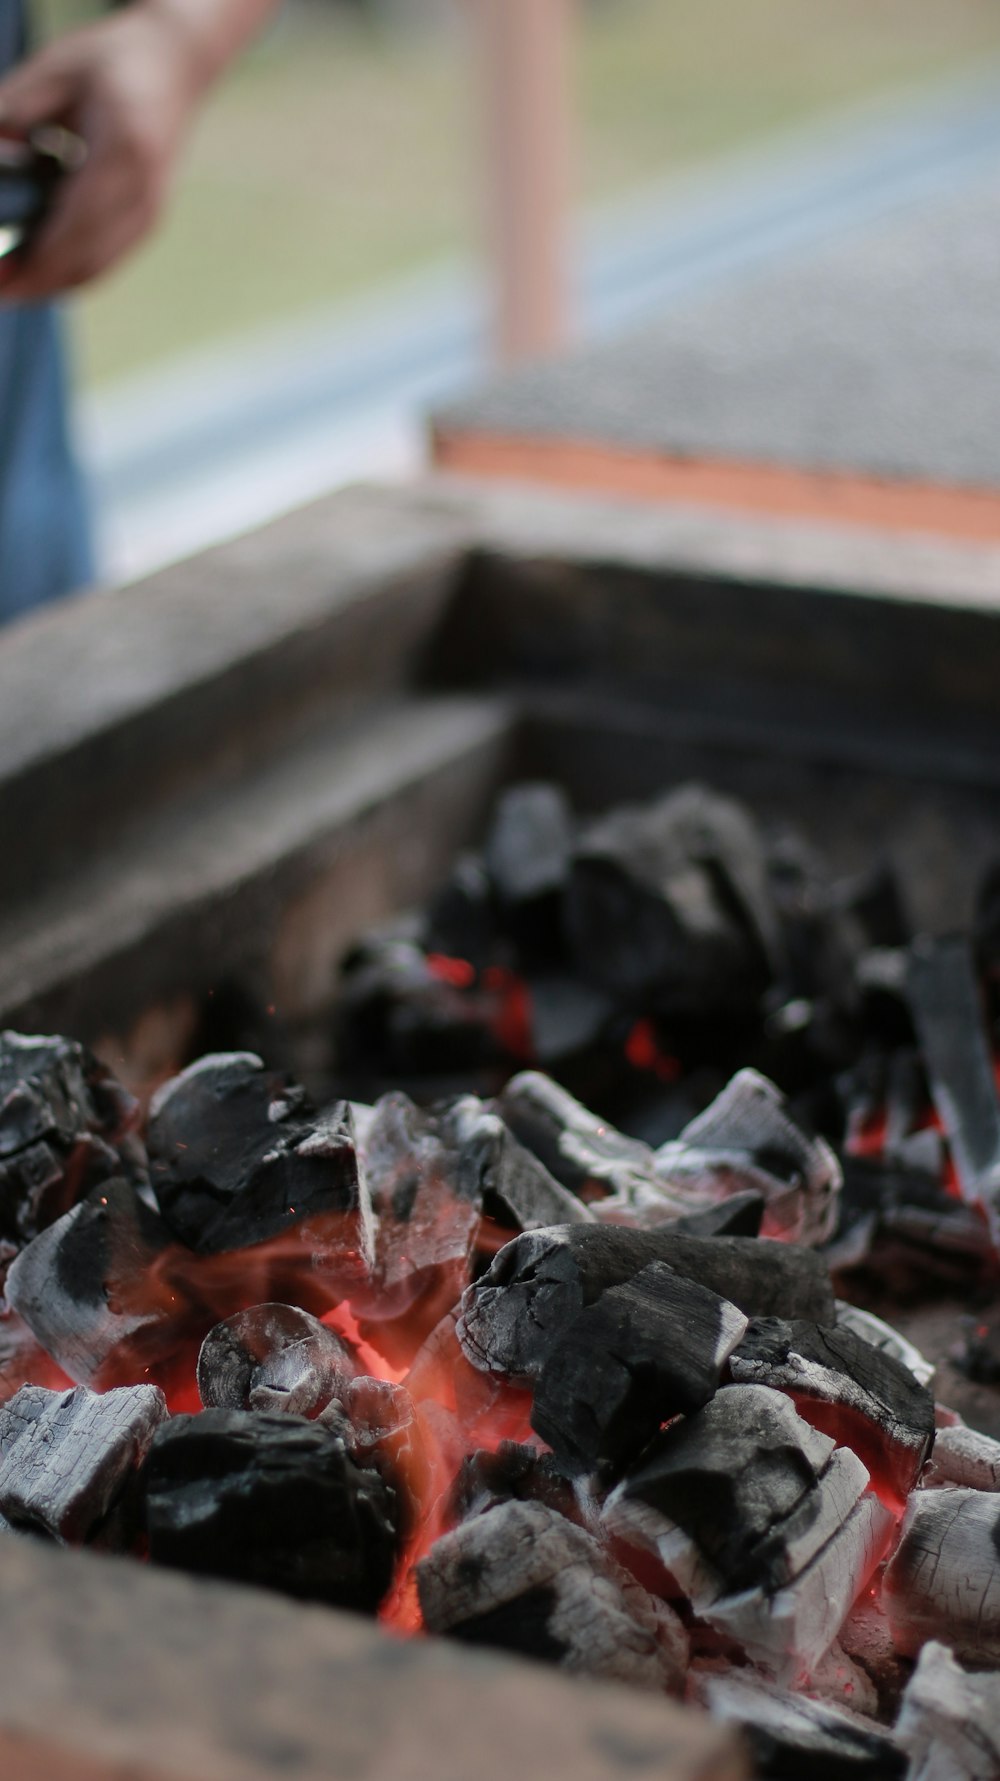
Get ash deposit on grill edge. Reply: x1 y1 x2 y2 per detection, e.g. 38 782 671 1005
5 778 1000 1778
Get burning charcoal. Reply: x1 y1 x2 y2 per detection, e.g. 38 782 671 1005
5 1179 182 1386
0 1031 147 1254
0 1382 166 1543
922 1421 1000 1490
564 783 781 1011
834 1302 935 1389
416 1498 687 1693
825 1153 994 1291
906 937 1000 1238
728 1316 936 1502
441 1095 594 1229
458 1223 836 1384
197 1303 358 1417
604 1385 894 1685
697 1672 905 1780
144 1409 398 1612
884 1487 1000 1663
654 1069 842 1246
530 1261 748 1477
425 853 497 971
337 934 503 1076
806 1638 880 1720
496 1071 676 1221
148 1054 373 1264
483 783 573 911
896 1639 1000 1781
448 1441 578 1525
955 1306 1000 1384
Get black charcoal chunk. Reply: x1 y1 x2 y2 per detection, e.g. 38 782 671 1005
457 1222 835 1383
530 1261 748 1476
144 1409 398 1611
699 1671 906 1780
483 783 573 909
906 936 1000 1237
425 854 497 970
5 1179 178 1386
148 1053 372 1261
667 1191 764 1238
0 1031 146 1252
197 1303 358 1417
0 1382 167 1543
564 784 781 1011
448 1442 579 1525
441 1095 594 1229
729 1316 935 1500
416 1498 686 1692
496 1071 674 1220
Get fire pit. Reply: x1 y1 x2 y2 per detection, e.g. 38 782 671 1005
2 476 1000 1780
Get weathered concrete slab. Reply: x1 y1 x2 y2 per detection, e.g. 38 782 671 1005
0 1538 747 1781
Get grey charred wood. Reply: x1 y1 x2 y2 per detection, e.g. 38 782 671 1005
906 936 1000 1240
884 1487 1000 1663
0 1382 166 1543
144 1409 398 1612
417 1498 687 1693
697 1670 905 1780
896 1639 1000 1781
457 1223 835 1383
197 1303 358 1417
529 1260 748 1477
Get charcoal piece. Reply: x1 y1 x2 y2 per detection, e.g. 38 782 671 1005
448 1441 578 1525
0 1382 166 1543
148 1054 373 1263
496 1071 665 1210
0 1031 146 1252
425 853 497 970
483 783 573 909
337 935 502 1076
698 1672 906 1781
666 1191 765 1238
524 974 615 1065
922 1421 1000 1490
955 1306 1000 1384
197 1304 358 1418
838 1593 911 1722
728 1316 935 1502
564 783 781 1010
144 1409 398 1611
457 1223 835 1383
896 1639 1000 1781
4 1179 180 1386
442 1095 594 1229
825 1154 994 1288
906 936 1000 1237
885 1488 1000 1663
530 1261 748 1476
833 1302 935 1388
604 1386 893 1685
654 1069 842 1246
416 1498 687 1693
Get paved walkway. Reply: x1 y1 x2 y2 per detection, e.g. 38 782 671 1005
80 65 1000 585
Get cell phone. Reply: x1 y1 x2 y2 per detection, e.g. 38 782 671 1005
0 128 86 261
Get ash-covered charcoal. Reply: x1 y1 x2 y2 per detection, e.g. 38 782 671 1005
448 1441 579 1525
825 1153 994 1289
441 1095 594 1230
884 1488 1000 1663
530 1261 748 1477
564 783 782 1013
906 936 1000 1238
0 1032 147 1256
653 1069 842 1246
838 1591 911 1722
697 1671 906 1780
416 1498 687 1693
4 1179 183 1386
604 1385 893 1685
144 1409 398 1612
147 1054 373 1265
922 1421 1000 1490
495 1071 680 1222
482 783 573 959
0 1382 166 1543
457 1223 836 1384
834 1302 935 1389
197 1304 358 1417
728 1316 936 1502
320 1376 426 1508
896 1639 1000 1781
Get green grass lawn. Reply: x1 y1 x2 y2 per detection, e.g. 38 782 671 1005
43 0 1000 387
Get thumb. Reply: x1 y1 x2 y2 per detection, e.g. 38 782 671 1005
0 51 78 134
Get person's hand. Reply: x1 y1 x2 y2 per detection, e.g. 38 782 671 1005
0 5 209 301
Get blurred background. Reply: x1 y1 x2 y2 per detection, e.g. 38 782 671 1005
41 0 1000 580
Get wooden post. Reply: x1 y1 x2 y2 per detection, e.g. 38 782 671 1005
475 0 575 365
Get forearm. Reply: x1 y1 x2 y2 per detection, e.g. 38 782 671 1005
142 0 283 95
